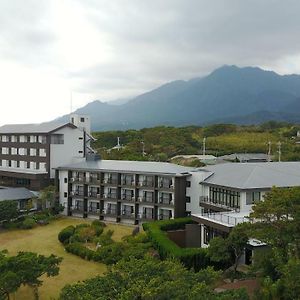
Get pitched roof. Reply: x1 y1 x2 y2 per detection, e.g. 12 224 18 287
0 187 36 201
201 162 300 189
57 159 194 176
0 122 76 134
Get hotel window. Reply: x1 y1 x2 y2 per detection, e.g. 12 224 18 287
186 181 191 188
17 161 20 168
209 187 240 209
39 148 46 157
186 196 191 203
64 192 68 198
30 148 36 156
80 117 85 122
26 136 30 143
38 135 47 144
27 161 30 169
64 178 67 183
8 160 11 167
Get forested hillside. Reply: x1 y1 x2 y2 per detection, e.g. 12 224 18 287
92 122 300 164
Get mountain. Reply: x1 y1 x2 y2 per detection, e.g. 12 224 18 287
56 65 300 130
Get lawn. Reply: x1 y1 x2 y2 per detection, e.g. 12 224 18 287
0 217 133 300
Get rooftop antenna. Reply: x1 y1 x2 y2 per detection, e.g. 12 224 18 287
203 137 206 156
267 141 272 162
277 141 282 162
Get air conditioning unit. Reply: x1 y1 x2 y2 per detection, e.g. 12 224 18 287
71 178 75 182
138 197 142 202
103 194 108 199
170 184 174 189
104 179 108 184
70 191 75 196
132 196 135 201
97 193 101 198
139 182 143 186
96 209 100 213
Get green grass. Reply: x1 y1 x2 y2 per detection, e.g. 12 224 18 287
0 217 133 300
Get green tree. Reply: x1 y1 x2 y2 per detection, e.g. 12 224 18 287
208 224 249 272
38 185 57 212
0 201 18 223
0 250 62 300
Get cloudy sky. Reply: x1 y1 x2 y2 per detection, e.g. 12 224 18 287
1 0 300 125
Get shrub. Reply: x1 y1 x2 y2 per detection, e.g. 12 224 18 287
58 225 75 244
21 218 37 229
143 218 210 271
95 242 126 265
91 220 106 228
94 230 114 246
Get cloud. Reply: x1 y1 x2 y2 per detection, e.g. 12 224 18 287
0 0 300 124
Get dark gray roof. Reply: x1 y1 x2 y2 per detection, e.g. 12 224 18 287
0 187 36 201
0 122 75 134
218 153 269 162
201 162 300 189
57 159 194 176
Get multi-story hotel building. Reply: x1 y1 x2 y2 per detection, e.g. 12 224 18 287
0 114 93 190
56 154 193 224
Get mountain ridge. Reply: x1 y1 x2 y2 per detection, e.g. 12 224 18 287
56 65 300 130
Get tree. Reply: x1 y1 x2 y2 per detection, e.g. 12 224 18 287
60 257 249 300
0 250 62 300
38 185 57 212
0 201 18 223
208 224 249 272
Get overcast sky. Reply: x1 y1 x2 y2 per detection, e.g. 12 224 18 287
1 0 300 125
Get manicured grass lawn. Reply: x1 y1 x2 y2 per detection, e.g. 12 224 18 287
0 217 133 300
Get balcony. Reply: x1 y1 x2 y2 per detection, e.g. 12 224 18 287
159 214 172 220
103 209 117 216
121 210 135 219
122 194 135 202
138 196 154 203
199 196 239 212
138 213 154 220
121 179 135 187
89 177 101 185
70 191 84 197
88 192 101 199
103 178 118 185
138 180 154 188
159 182 174 190
71 206 84 213
88 207 100 215
70 177 86 183
159 198 174 206
103 193 118 201
198 212 248 227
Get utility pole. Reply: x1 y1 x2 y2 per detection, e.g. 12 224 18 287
117 137 120 151
141 141 146 157
267 141 272 162
277 141 282 162
203 137 206 156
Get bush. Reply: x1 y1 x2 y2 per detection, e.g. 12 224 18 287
143 218 210 271
21 218 37 229
94 230 114 246
94 242 126 265
91 220 106 228
58 225 75 244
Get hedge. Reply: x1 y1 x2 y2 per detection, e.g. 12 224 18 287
143 218 210 271
58 225 75 244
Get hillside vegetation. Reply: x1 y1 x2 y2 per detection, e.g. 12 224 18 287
92 122 300 163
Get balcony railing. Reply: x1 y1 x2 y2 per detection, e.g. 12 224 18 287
103 178 118 185
122 194 135 201
200 212 248 226
159 214 171 220
138 180 154 188
88 192 101 199
70 177 86 183
88 207 100 214
159 182 174 189
199 196 240 211
121 210 135 218
89 177 101 185
71 206 84 213
103 209 117 216
70 191 84 197
138 196 153 203
121 179 135 186
138 213 154 220
159 198 174 205
103 193 117 200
